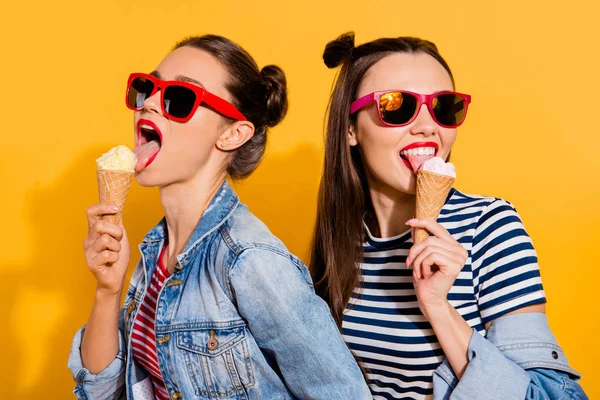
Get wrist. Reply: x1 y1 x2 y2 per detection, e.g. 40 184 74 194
95 287 122 303
420 299 452 321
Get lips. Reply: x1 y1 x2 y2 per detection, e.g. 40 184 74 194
399 142 439 173
133 119 163 173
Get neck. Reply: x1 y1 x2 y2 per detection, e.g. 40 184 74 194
160 169 226 262
366 177 415 239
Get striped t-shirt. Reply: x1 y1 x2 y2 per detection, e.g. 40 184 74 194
342 189 546 400
131 246 170 400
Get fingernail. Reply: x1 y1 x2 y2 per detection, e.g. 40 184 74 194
406 219 418 225
109 205 120 211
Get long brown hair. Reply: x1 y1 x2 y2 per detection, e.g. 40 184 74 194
309 32 455 327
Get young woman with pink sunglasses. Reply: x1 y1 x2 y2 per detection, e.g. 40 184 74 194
68 35 370 400
310 32 587 400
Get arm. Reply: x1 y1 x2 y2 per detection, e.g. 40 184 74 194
230 247 372 400
407 201 587 399
81 291 122 373
67 204 131 399
432 312 587 400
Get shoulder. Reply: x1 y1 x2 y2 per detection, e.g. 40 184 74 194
220 203 310 281
444 189 520 224
220 203 295 258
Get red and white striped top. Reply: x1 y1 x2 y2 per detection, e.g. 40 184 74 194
131 245 171 400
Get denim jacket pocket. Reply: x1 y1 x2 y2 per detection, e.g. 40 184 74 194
175 326 255 399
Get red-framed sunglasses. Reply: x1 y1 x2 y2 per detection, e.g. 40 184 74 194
125 73 246 123
350 90 471 128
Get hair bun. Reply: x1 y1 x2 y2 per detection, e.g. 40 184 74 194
323 32 355 68
260 65 288 128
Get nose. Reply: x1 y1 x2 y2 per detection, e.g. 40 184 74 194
142 88 162 116
409 103 437 137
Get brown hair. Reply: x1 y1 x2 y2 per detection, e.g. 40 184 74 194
310 32 455 327
174 35 288 179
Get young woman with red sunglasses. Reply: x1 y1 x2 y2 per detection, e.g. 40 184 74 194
68 35 370 400
310 32 587 399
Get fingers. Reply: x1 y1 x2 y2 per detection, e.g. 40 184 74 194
83 220 124 249
91 234 122 254
87 250 120 271
413 251 457 281
411 245 455 279
408 236 452 263
406 218 454 241
85 232 122 269
86 203 121 229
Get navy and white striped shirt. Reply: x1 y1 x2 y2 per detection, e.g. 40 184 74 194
342 189 546 399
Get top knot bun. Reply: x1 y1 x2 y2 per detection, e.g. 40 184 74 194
323 32 355 68
260 65 288 128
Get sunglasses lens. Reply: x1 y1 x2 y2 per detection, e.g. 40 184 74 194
432 93 466 127
128 77 155 109
379 92 418 125
163 85 197 119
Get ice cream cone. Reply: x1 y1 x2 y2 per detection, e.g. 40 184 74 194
97 169 134 224
414 170 455 244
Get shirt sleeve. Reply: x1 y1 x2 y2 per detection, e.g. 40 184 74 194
471 199 546 325
67 322 127 400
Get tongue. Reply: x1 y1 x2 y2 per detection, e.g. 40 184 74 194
133 140 160 173
405 154 435 173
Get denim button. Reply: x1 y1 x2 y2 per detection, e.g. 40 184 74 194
552 351 559 359
157 336 170 345
207 330 219 350
171 392 182 400
127 302 136 314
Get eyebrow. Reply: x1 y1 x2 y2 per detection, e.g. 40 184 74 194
149 71 205 88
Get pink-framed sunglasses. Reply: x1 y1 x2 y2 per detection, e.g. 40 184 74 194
350 90 471 128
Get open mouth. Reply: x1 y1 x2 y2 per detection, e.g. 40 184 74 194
134 119 163 172
399 142 439 173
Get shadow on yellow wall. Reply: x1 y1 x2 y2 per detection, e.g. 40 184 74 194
3 143 321 398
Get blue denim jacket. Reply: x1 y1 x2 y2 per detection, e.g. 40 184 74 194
433 312 587 399
68 181 371 400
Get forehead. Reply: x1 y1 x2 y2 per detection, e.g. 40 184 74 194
358 52 454 96
154 46 229 97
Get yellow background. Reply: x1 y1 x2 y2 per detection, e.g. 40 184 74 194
1 0 598 398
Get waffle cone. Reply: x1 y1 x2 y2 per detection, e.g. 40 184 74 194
414 170 455 244
97 170 134 224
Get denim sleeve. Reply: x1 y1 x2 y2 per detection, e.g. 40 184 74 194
230 248 372 400
432 313 587 400
67 322 127 400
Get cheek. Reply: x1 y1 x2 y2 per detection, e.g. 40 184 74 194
439 128 458 158
357 123 405 162
170 111 221 148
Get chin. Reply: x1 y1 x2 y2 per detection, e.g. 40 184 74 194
134 169 162 188
393 172 417 196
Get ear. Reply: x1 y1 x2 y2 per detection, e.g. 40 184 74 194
216 120 255 151
348 121 358 147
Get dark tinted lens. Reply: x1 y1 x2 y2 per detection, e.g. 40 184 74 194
432 94 466 127
128 77 155 108
379 92 418 125
163 85 196 119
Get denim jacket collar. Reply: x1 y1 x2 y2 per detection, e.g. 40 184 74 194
139 180 239 268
